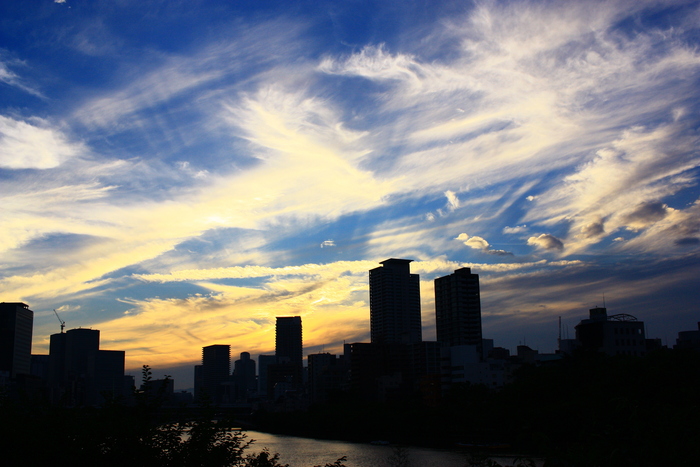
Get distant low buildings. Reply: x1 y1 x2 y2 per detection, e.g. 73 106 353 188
574 307 647 357
675 322 700 351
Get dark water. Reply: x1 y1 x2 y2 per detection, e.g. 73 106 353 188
243 430 536 467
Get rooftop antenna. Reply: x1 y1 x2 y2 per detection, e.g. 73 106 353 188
53 309 65 333
558 316 562 351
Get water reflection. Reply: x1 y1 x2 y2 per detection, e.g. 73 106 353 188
244 430 533 467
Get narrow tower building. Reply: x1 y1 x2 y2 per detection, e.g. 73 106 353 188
369 259 422 345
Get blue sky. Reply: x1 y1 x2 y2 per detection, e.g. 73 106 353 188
2 0 699 387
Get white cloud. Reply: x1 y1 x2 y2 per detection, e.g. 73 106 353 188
320 240 335 248
503 225 527 234
527 233 564 251
0 117 84 169
445 190 460 210
456 233 513 256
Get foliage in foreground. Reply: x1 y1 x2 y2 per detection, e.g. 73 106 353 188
0 365 346 467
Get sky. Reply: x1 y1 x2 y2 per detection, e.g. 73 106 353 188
1 0 699 388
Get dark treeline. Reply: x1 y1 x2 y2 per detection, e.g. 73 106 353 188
252 348 700 467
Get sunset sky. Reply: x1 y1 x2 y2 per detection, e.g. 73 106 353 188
2 0 699 388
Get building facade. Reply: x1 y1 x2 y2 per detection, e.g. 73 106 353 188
48 327 125 406
0 302 34 380
369 259 422 345
200 344 231 404
575 307 647 356
232 351 256 402
268 316 304 395
434 267 483 351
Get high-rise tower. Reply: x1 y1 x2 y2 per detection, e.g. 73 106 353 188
268 316 303 394
434 267 482 349
275 316 302 367
201 344 230 403
0 302 33 378
369 258 422 345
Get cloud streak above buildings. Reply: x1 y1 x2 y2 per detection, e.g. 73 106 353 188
1 0 699 381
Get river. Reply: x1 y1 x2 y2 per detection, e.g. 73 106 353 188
242 430 538 467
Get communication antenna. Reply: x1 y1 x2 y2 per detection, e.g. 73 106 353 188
53 309 65 333
558 316 562 351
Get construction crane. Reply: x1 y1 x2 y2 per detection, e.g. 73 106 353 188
53 309 65 333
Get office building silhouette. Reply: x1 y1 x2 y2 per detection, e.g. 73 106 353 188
575 307 647 356
435 267 483 353
0 302 33 380
268 316 303 396
369 259 422 344
232 351 256 402
200 344 231 404
275 316 303 366
48 327 125 406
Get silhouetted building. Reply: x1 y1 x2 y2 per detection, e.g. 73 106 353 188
348 341 437 402
87 349 125 406
200 344 230 404
232 352 256 402
30 354 50 380
276 317 303 367
267 317 303 396
48 328 125 406
193 365 203 400
435 268 482 354
49 328 98 404
308 352 350 403
257 355 275 398
369 259 422 345
0 302 33 380
575 307 646 356
675 322 700 352
142 378 175 404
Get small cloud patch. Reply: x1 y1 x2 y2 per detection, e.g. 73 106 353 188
623 201 668 230
580 221 605 238
456 233 513 256
320 240 336 248
527 233 564 250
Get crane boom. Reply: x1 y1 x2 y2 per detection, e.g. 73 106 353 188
53 309 65 333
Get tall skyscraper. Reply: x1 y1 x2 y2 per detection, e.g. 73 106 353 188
0 302 34 379
268 316 303 394
369 259 422 344
275 316 302 366
201 344 230 403
434 267 482 349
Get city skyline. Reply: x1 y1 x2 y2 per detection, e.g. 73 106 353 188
1 1 699 381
